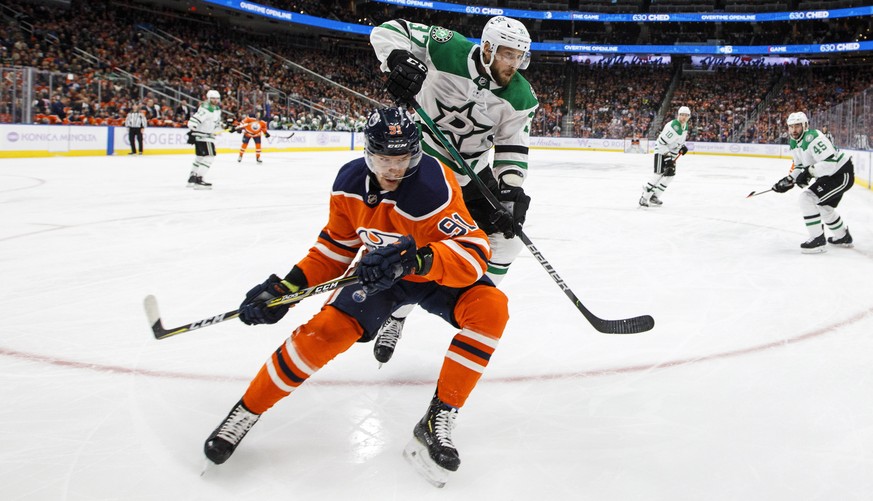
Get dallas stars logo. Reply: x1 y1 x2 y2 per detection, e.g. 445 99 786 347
432 101 492 153
431 27 453 43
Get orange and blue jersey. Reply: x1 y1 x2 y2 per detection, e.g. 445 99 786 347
239 117 268 138
295 155 491 289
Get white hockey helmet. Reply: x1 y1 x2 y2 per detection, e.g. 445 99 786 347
678 106 691 116
206 89 220 100
480 16 531 71
786 111 809 126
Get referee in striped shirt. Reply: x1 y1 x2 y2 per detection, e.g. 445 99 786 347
124 107 147 155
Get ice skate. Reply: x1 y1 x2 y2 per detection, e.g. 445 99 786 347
192 176 213 190
256 157 263 164
187 174 197 188
648 194 663 207
204 400 260 465
638 195 650 208
237 155 242 163
403 395 460 488
373 316 405 366
800 234 826 254
827 229 853 248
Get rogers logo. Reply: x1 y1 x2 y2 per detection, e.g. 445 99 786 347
7 132 19 142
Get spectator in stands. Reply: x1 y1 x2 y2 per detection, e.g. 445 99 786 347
144 98 161 121
49 94 65 120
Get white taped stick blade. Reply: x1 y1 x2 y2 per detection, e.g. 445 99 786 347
143 295 165 336
403 436 450 488
144 295 160 324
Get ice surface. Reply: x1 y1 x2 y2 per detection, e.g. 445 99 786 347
1 149 872 500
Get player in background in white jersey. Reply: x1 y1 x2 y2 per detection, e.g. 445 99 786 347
369 16 538 365
771 112 855 253
639 106 691 207
186 89 226 190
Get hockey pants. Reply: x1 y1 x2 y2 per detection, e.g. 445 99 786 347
240 281 509 414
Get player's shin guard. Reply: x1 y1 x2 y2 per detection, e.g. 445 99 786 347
241 306 363 415
654 174 674 198
799 190 824 240
820 205 849 240
437 285 508 408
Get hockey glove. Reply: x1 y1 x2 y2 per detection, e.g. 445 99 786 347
678 144 688 156
264 131 271 138
385 49 428 105
186 130 196 145
239 273 303 325
358 236 432 295
493 185 531 239
795 168 812 188
772 175 796 193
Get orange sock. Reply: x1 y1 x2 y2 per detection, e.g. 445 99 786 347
241 306 363 414
436 285 508 408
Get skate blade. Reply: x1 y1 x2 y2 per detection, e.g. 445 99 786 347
402 437 450 488
801 247 827 254
200 458 215 477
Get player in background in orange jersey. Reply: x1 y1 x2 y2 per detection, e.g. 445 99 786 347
231 113 270 163
203 107 508 487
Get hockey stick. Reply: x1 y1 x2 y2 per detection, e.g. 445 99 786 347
409 99 654 334
144 275 359 340
746 188 773 198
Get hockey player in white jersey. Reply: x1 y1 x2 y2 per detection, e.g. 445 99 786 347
370 15 538 365
771 112 855 253
639 106 691 207
186 89 226 189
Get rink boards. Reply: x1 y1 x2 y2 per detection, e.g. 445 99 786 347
0 123 870 190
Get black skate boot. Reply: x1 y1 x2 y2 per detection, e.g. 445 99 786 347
204 400 260 465
192 176 213 190
374 316 405 366
638 195 650 208
827 229 853 248
649 194 663 207
800 234 826 254
187 174 197 188
256 157 263 164
403 394 460 487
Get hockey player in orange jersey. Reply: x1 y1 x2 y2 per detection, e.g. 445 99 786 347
231 113 270 163
203 107 508 487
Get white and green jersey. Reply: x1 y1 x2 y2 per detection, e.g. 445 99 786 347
371 20 539 187
789 129 852 179
187 101 223 143
654 119 688 156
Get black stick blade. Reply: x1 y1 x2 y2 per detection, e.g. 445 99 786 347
594 315 655 334
574 299 655 334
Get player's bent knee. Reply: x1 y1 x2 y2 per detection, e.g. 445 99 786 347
291 306 363 368
798 189 819 209
454 285 509 339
